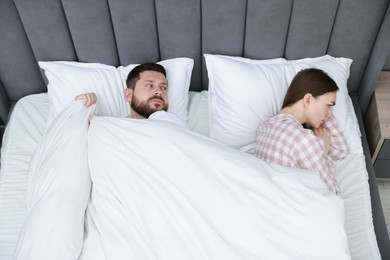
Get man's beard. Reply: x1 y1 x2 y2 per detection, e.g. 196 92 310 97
131 95 168 118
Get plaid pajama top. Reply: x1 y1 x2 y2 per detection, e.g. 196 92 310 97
255 114 349 195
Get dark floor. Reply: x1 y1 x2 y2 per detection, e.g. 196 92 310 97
378 180 390 236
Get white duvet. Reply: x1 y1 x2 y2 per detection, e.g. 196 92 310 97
14 102 351 260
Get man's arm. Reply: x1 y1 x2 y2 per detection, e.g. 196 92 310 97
75 93 97 107
75 93 97 122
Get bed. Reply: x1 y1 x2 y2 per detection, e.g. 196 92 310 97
0 0 390 259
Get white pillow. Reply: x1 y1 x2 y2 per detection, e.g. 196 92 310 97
188 90 209 136
205 54 296 153
39 57 194 126
204 54 361 154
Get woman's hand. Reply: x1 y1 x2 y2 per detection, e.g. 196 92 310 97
313 127 331 154
75 93 97 107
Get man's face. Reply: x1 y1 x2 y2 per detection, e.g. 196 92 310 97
125 70 169 119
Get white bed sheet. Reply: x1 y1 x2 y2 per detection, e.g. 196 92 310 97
0 92 381 260
0 94 49 259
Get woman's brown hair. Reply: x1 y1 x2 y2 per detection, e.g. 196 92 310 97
282 68 339 109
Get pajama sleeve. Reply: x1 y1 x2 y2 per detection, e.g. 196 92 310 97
323 117 350 160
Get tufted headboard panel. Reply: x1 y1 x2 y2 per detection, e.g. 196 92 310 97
1 0 390 125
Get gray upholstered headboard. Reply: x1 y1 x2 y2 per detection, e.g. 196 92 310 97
1 0 390 124
1 0 390 257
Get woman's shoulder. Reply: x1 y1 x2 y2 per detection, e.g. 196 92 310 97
265 114 315 137
266 113 298 125
265 114 300 129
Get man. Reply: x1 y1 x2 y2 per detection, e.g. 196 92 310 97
76 63 188 127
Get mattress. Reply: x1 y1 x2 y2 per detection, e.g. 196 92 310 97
0 94 49 259
0 92 381 260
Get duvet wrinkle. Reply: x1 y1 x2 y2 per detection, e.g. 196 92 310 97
83 116 349 260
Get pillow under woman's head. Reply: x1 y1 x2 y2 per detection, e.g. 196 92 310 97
204 54 360 154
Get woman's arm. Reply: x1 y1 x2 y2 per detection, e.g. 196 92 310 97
322 117 349 160
291 133 340 195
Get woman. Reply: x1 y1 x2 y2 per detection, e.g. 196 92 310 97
255 68 349 196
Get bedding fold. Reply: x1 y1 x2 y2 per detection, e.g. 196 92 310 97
13 101 95 260
82 116 350 260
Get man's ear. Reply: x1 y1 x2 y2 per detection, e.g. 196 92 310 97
125 88 133 103
303 93 312 108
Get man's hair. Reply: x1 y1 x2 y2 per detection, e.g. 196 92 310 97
282 68 338 109
126 63 167 89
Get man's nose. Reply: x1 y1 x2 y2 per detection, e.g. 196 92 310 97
154 88 162 96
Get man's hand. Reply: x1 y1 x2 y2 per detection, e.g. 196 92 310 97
313 127 331 154
75 93 97 107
